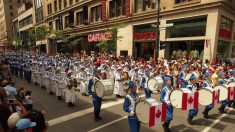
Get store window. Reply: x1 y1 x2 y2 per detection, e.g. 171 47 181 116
109 0 126 18
217 40 230 59
220 16 233 30
76 11 83 26
134 0 157 13
90 5 101 23
166 15 207 38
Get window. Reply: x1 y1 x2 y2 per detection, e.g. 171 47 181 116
47 4 52 15
48 21 53 30
76 11 83 26
65 16 69 28
35 7 43 23
70 0 73 5
109 0 126 18
134 0 157 13
9 5 13 10
54 0 57 12
64 0 67 8
90 5 101 23
175 0 194 4
19 15 33 28
59 0 62 10
220 16 233 30
55 19 60 30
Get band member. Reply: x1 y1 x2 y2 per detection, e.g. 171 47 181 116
202 71 214 119
79 67 88 96
55 68 66 100
141 70 151 99
179 66 187 88
218 71 229 114
88 69 103 121
160 77 173 132
186 74 198 125
228 70 235 108
65 70 76 107
113 66 125 98
123 81 140 132
131 67 140 93
48 67 56 94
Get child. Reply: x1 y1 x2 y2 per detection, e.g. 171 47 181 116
25 91 33 111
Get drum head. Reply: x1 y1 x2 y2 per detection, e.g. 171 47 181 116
198 89 213 106
228 81 235 88
214 85 228 101
135 99 157 124
94 81 104 97
147 78 158 91
170 89 183 109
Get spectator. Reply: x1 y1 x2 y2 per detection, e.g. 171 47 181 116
25 91 33 111
15 118 36 132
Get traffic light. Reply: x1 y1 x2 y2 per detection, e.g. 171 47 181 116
160 41 166 50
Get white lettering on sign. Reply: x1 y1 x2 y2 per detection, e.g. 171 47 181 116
88 32 112 42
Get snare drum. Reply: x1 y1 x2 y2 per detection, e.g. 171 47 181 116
135 98 158 124
214 85 228 101
198 88 213 106
147 76 164 91
170 88 192 109
94 79 114 97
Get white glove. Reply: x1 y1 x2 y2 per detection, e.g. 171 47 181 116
130 111 135 116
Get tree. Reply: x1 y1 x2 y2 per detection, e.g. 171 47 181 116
96 22 125 53
13 37 23 49
36 26 51 44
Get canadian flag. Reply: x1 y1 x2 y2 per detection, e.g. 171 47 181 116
228 87 235 101
212 89 220 106
182 92 199 110
149 103 167 127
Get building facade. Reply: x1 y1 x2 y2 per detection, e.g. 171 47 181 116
41 0 235 61
0 0 20 48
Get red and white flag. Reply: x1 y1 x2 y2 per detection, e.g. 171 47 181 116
149 103 167 127
182 92 199 110
228 87 235 101
212 89 220 106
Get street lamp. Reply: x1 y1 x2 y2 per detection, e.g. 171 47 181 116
154 0 160 62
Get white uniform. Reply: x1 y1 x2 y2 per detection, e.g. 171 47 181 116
48 70 57 93
113 71 125 96
79 70 88 94
55 72 66 97
65 77 76 103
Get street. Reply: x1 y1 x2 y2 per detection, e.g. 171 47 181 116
14 76 235 132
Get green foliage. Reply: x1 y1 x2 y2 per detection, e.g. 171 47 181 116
49 30 67 41
97 22 125 53
13 37 23 49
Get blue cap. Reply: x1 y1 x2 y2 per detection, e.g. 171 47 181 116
204 71 211 77
16 119 36 130
128 81 136 89
219 71 225 77
190 74 196 81
164 76 171 82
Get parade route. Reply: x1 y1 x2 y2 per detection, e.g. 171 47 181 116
13 76 235 132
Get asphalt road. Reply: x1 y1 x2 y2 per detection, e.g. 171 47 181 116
13 76 235 132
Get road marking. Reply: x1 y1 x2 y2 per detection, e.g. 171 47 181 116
88 116 128 132
48 95 145 126
201 108 233 132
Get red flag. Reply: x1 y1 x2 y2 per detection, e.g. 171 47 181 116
228 87 235 101
212 89 220 106
182 92 199 110
149 103 167 127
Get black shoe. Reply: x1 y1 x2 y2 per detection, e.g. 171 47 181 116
58 96 62 100
162 122 171 132
68 102 74 107
218 107 226 114
49 91 53 95
187 118 195 125
116 95 121 98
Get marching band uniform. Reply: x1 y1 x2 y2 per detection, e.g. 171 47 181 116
202 71 214 119
55 68 66 100
179 67 187 88
186 74 198 125
141 70 151 99
160 77 173 132
88 69 103 122
79 67 88 96
113 67 125 97
131 68 140 93
218 71 229 114
123 81 140 132
65 70 76 107
228 70 235 108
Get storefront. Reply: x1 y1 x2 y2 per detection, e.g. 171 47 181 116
133 23 157 60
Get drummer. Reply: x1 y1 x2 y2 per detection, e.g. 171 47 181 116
186 74 198 125
88 69 103 122
228 70 235 108
202 71 214 119
123 81 140 132
218 71 229 114
160 76 173 132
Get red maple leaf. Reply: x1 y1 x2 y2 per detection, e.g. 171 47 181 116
156 109 161 118
188 96 194 104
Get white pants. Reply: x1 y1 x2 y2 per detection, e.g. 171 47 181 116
65 88 75 103
56 83 66 96
80 81 87 93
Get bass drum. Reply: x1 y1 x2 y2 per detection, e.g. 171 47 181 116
94 79 114 97
170 88 192 109
228 81 235 88
214 85 228 101
147 76 163 91
135 98 158 124
198 88 213 106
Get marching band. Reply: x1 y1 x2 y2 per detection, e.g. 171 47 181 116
1 50 235 132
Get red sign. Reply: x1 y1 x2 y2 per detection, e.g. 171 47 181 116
219 28 232 40
133 32 157 41
101 0 107 21
126 0 131 17
88 32 112 42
